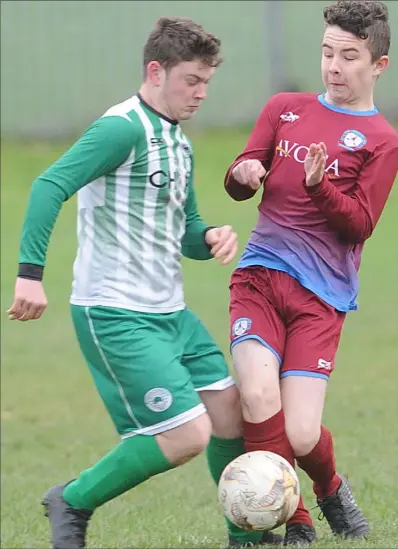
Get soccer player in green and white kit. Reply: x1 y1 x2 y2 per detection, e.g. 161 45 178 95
8 17 284 549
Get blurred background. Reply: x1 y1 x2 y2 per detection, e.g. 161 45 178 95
1 2 398 548
1 0 398 139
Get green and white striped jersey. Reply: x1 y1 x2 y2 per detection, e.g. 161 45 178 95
18 94 212 312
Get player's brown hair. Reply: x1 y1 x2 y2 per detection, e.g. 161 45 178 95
143 17 222 74
323 1 391 62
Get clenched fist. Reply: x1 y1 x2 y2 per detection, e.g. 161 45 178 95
205 225 238 265
8 278 48 321
232 159 267 191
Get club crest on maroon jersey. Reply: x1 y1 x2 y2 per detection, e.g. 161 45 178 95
338 130 367 152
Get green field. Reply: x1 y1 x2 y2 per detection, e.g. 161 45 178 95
1 130 397 549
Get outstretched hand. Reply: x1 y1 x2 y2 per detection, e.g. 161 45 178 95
304 142 327 187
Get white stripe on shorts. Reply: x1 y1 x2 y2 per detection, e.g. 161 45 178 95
120 403 206 438
195 375 236 392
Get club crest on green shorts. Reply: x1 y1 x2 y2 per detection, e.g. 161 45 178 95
144 388 173 412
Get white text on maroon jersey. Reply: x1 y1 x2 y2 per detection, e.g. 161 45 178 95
276 140 340 177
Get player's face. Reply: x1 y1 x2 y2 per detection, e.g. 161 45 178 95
321 25 388 109
161 60 216 121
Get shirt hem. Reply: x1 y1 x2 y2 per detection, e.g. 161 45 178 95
237 259 357 313
69 297 186 314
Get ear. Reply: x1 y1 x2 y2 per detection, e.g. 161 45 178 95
374 55 389 77
145 61 164 86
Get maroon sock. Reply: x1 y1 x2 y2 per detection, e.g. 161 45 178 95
244 410 313 527
296 426 342 499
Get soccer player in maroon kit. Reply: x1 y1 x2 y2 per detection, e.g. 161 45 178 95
224 1 398 546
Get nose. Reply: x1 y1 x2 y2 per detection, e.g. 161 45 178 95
328 57 341 74
194 82 207 101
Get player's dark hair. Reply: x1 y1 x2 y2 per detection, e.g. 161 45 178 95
323 1 390 61
143 17 222 74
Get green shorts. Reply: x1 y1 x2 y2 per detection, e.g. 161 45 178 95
71 305 234 438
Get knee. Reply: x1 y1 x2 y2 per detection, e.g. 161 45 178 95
232 341 281 423
240 384 281 423
186 413 212 455
285 420 321 457
157 412 212 466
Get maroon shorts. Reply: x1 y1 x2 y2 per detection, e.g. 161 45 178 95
229 267 346 380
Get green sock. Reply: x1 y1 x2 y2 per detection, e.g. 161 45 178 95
63 435 174 511
206 436 263 544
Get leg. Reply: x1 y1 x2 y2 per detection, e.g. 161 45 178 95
228 268 314 543
281 376 336 545
282 376 336 487
281 280 368 539
43 415 212 549
232 341 314 538
180 308 282 547
229 267 285 425
42 306 215 549
233 340 281 424
202 386 284 548
157 412 212 466
200 384 243 439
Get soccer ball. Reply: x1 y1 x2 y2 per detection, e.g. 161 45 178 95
218 451 300 531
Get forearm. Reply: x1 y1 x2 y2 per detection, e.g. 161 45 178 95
183 158 213 260
305 176 372 243
18 177 68 277
224 96 278 202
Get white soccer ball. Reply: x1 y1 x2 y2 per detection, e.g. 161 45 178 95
218 451 300 531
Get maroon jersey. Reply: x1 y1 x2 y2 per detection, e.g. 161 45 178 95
225 93 398 311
